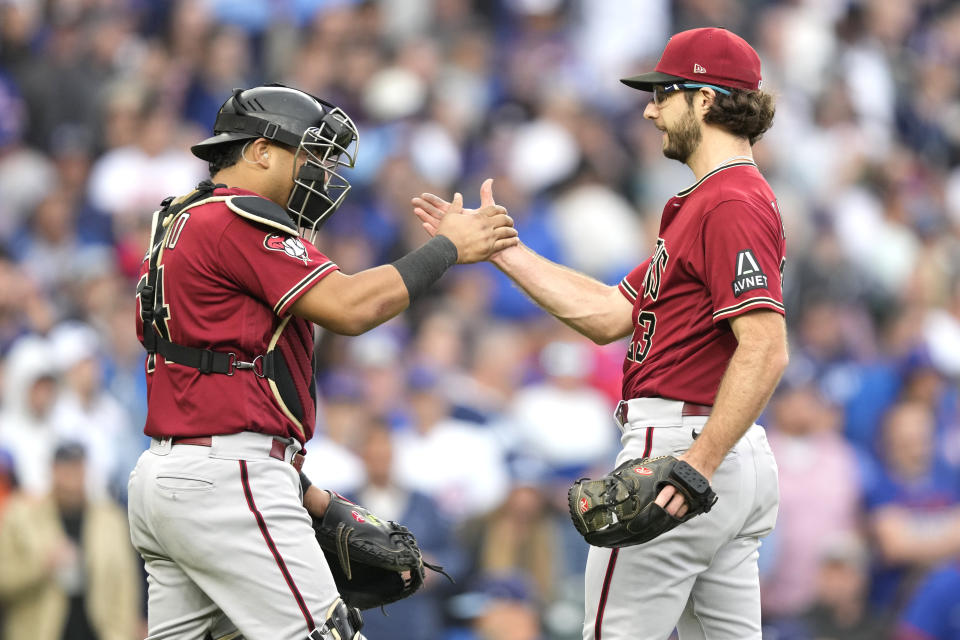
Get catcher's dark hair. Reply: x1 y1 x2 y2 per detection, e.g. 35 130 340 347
686 89 776 145
205 139 248 177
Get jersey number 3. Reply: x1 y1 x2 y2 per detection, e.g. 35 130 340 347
627 311 656 364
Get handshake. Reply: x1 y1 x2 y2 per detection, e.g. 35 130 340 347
410 178 518 264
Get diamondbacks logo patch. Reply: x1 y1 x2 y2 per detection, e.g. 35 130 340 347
264 233 311 265
731 249 768 297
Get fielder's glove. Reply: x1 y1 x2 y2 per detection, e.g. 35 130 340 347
313 493 450 610
568 456 718 547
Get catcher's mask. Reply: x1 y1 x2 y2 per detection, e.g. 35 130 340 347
191 84 359 241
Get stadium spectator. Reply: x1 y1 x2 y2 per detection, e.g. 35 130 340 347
798 534 889 640
458 458 579 604
445 573 545 640
0 73 56 244
299 370 371 495
445 323 533 425
350 418 465 640
12 187 86 305
762 382 863 620
0 334 60 495
863 400 960 608
393 365 510 522
341 325 409 427
0 248 55 351
896 561 960 640
48 321 132 499
0 442 141 640
507 338 617 480
408 305 471 374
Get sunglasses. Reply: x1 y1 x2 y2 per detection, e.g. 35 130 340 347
652 83 732 106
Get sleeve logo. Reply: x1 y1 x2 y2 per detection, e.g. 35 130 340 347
731 249 767 297
264 233 311 265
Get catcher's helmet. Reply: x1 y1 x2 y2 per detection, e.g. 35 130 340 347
191 84 359 240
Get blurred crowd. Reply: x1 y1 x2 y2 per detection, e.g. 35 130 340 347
1 0 960 638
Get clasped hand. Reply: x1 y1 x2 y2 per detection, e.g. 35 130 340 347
412 178 518 263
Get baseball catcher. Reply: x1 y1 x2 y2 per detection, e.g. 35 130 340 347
312 493 451 610
568 456 718 547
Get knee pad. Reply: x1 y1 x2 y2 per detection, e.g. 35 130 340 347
307 598 364 640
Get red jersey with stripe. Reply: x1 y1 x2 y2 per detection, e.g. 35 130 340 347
617 161 785 405
135 186 339 443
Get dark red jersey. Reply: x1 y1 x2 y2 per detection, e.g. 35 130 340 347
135 186 339 443
618 161 785 405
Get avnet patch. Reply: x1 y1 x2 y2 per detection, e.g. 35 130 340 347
731 249 767 297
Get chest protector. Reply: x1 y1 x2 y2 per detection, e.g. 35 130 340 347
137 180 314 434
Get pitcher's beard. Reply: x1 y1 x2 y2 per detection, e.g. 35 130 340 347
662 107 702 163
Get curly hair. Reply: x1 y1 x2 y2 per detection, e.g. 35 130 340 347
686 89 776 145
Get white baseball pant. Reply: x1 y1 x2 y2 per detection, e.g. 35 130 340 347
127 432 341 640
583 397 779 640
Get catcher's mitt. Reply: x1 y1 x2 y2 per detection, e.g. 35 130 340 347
568 456 717 547
313 493 450 610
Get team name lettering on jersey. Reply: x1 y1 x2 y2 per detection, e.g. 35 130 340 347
643 238 669 301
731 249 767 297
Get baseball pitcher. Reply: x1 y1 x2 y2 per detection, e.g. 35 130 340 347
414 28 786 640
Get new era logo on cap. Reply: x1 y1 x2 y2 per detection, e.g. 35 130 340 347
694 63 706 74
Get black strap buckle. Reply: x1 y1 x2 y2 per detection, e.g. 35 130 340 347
262 121 280 140
227 353 265 378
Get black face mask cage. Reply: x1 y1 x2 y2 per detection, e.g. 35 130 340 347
287 107 359 242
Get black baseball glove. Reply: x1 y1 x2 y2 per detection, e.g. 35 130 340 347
313 493 450 610
567 456 718 547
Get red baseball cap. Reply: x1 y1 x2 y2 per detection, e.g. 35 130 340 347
621 27 762 92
